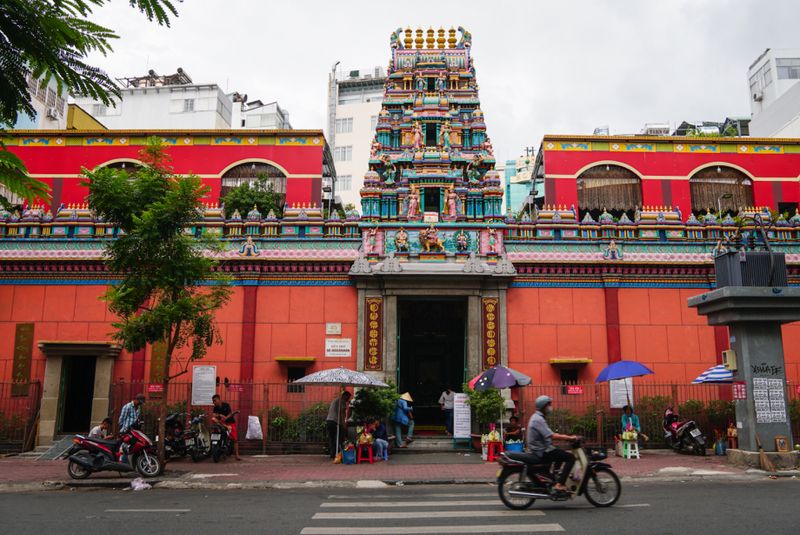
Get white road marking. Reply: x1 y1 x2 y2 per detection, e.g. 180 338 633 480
300 525 564 534
320 499 498 508
326 492 494 499
618 503 651 508
188 473 238 479
314 510 545 519
105 509 191 513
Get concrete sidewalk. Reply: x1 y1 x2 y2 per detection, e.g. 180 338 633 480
0 449 781 492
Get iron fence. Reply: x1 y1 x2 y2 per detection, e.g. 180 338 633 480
0 381 41 452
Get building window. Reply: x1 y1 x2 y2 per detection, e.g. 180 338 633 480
335 117 353 133
220 162 287 198
334 146 352 161
777 58 800 80
287 367 305 394
576 164 642 218
46 88 56 107
92 104 106 116
370 115 378 131
183 98 195 112
337 175 352 191
689 166 754 216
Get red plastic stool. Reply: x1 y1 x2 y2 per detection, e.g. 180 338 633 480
486 441 504 462
357 443 373 464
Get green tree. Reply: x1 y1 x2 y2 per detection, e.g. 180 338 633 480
221 176 283 219
85 137 232 463
0 0 180 205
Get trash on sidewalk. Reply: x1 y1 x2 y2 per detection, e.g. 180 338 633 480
131 477 151 491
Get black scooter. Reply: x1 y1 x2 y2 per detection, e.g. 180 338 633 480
210 410 239 463
162 412 188 459
663 407 706 455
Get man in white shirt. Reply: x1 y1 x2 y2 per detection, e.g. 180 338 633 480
438 387 455 436
89 418 112 439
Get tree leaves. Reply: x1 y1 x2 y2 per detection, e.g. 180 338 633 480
0 140 50 206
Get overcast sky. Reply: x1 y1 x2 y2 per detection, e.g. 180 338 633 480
88 0 799 160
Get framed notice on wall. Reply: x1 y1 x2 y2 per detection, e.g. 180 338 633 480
191 365 216 406
609 378 633 408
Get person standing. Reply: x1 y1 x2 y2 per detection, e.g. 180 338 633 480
118 393 145 433
392 392 415 448
438 387 455 435
325 391 352 459
212 394 241 461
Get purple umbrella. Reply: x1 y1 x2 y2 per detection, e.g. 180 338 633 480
469 366 532 392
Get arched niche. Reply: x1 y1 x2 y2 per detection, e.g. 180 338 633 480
576 164 642 219
690 165 754 215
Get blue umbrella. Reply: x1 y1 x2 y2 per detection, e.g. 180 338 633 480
692 364 733 384
595 360 655 383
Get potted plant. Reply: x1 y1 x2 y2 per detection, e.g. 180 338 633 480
463 383 505 452
352 381 399 423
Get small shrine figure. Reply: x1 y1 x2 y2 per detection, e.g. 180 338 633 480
412 121 423 150
416 76 425 92
437 72 447 92
487 227 499 254
712 239 729 257
366 227 379 255
239 235 260 257
483 137 493 155
456 229 469 252
407 184 420 219
603 240 622 260
419 224 445 253
466 154 484 186
445 184 459 219
394 227 409 252
439 120 452 151
370 138 381 159
380 154 396 185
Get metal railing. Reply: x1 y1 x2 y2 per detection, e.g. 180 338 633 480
0 381 41 452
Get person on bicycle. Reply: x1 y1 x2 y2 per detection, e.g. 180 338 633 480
526 395 578 493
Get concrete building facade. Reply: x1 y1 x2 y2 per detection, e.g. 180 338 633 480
748 48 800 137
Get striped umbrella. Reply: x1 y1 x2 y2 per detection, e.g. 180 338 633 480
692 364 733 384
294 367 389 388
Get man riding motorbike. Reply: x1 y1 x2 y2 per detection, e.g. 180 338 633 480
527 395 579 493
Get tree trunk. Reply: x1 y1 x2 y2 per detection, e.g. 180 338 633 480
158 375 169 468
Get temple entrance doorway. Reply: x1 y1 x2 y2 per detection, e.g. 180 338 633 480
57 356 96 433
423 187 440 214
397 297 466 430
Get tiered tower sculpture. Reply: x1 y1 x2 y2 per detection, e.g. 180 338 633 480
360 27 503 223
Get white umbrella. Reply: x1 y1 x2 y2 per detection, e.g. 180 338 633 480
692 364 733 384
294 367 389 457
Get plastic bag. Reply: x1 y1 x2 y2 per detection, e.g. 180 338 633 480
245 415 263 440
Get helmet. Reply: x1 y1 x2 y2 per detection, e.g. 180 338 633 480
535 395 552 411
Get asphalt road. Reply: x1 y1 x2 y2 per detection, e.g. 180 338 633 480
1 480 798 535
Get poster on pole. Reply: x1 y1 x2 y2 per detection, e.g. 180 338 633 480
453 393 471 439
191 365 216 405
609 378 633 408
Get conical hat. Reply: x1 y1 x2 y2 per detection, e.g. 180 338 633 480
400 392 413 402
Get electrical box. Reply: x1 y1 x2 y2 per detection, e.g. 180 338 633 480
722 350 737 371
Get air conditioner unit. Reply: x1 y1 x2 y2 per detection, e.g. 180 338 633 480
46 106 61 119
752 91 763 102
722 350 737 372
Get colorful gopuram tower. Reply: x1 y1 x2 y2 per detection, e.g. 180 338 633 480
360 27 503 224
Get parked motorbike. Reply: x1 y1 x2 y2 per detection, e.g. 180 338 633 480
162 412 188 460
188 413 212 462
496 439 621 510
663 407 706 455
63 423 161 479
210 410 239 463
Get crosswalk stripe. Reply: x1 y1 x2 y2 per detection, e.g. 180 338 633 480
327 492 495 499
320 499 498 508
300 525 564 534
314 510 545 520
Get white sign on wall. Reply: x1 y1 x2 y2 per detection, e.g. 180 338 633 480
325 323 342 335
191 365 217 406
325 338 352 357
453 393 471 439
609 378 633 408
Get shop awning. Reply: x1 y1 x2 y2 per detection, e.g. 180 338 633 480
549 357 592 366
275 356 316 366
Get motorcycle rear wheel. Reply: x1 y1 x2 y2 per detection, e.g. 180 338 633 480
693 441 706 456
212 445 224 463
497 472 536 510
583 467 621 507
67 460 91 480
135 453 162 477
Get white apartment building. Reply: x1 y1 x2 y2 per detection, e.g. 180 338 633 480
748 48 800 137
14 73 68 129
74 69 290 131
326 66 385 209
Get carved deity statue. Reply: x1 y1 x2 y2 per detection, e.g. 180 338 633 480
412 121 423 150
379 154 396 185
370 138 381 159
487 227 498 254
419 224 445 253
439 120 452 151
407 184 420 219
445 185 459 219
366 227 379 254
456 229 469 252
437 72 447 92
416 76 425 92
466 154 484 186
394 227 409 252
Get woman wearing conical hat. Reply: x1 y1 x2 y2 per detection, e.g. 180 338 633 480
392 392 415 448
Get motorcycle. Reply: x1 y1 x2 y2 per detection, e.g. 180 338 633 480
663 407 706 455
496 439 621 510
187 413 212 462
63 424 161 479
162 412 189 460
210 410 239 463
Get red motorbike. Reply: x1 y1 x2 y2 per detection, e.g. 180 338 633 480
63 424 162 479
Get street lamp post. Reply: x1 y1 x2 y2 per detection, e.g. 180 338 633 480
717 193 733 216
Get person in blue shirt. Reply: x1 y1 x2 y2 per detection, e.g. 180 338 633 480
621 405 648 440
118 393 145 433
392 392 415 448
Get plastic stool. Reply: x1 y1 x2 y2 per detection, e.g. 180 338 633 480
623 440 640 459
357 443 373 464
486 441 504 462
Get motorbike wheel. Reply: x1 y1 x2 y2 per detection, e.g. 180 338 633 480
497 472 536 510
583 467 621 507
212 445 223 463
135 453 162 478
67 460 91 480
693 441 707 456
